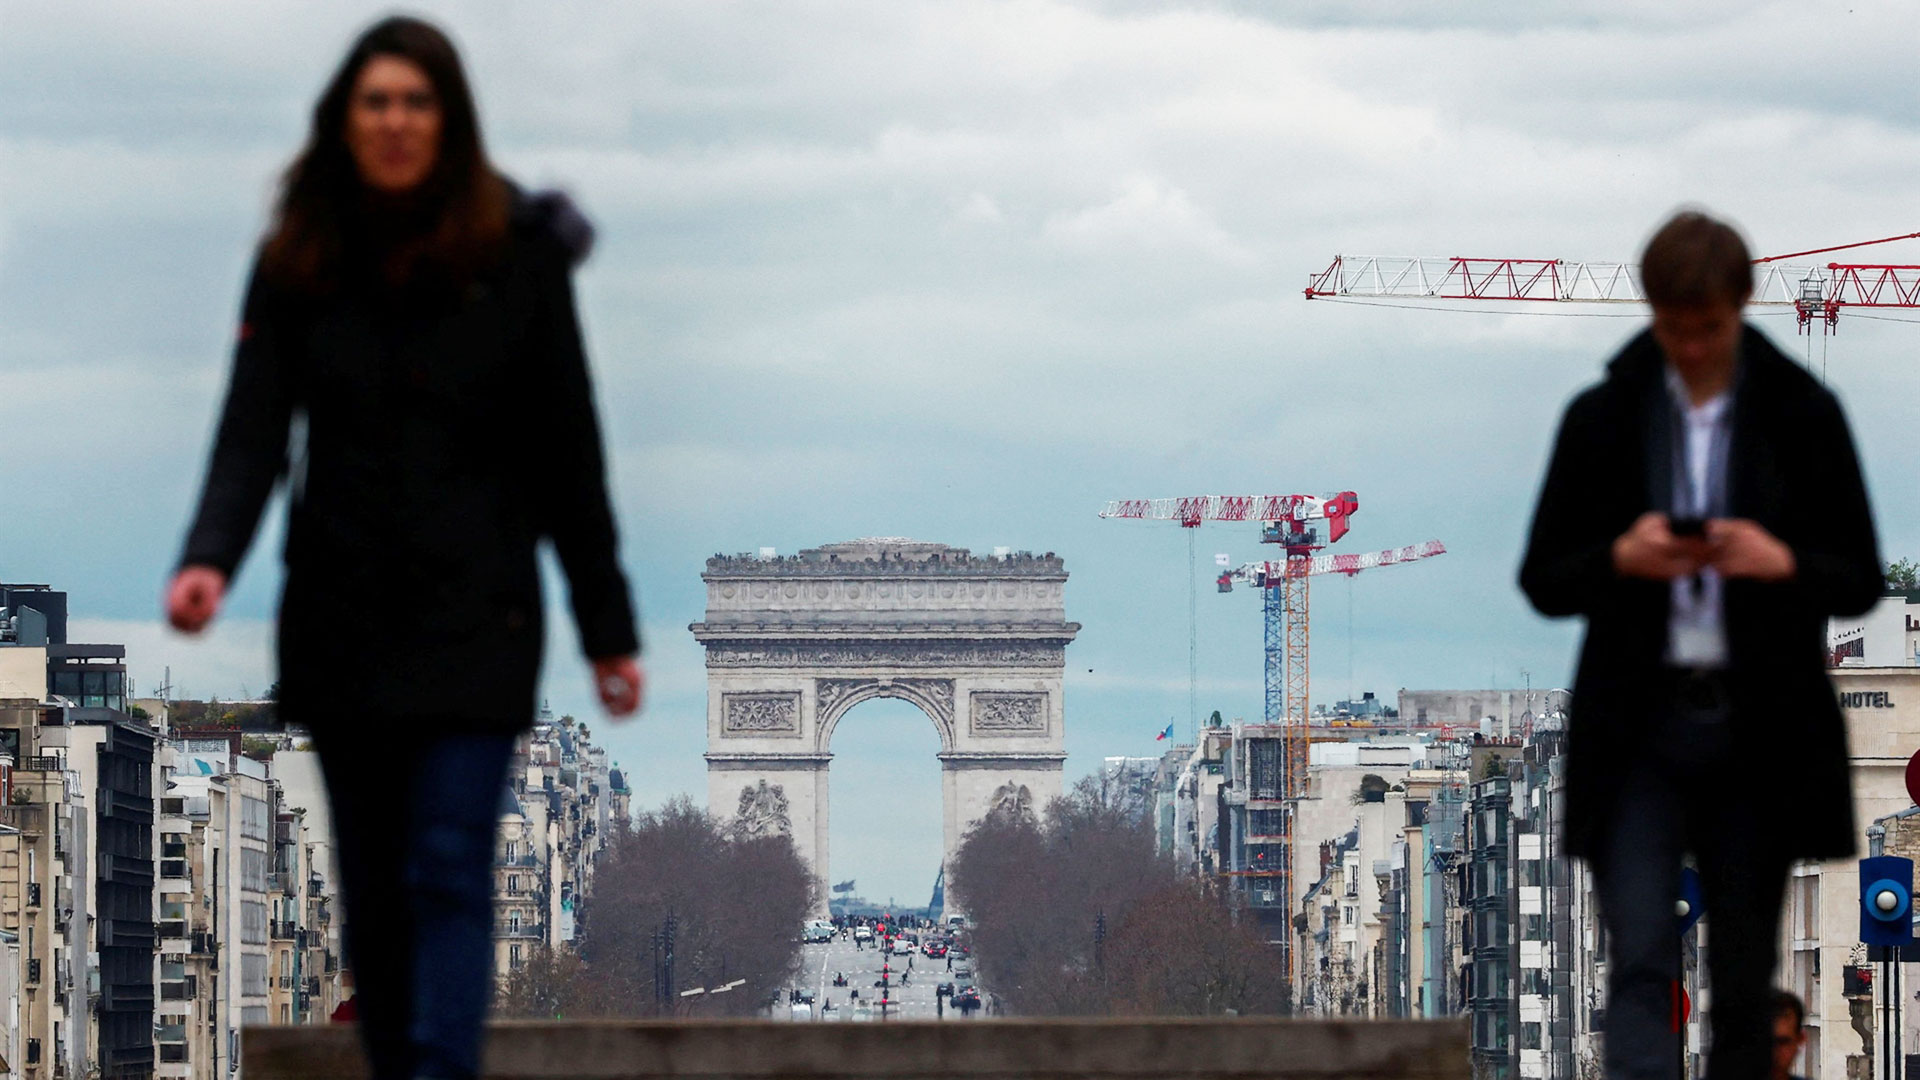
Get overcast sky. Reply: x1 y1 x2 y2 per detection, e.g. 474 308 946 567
4 1 1916 904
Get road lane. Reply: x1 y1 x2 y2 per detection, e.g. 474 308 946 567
788 931 983 1021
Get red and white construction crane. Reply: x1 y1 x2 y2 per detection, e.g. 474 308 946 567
1100 492 1443 981
1303 230 1920 333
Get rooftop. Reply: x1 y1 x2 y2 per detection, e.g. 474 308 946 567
706 540 1065 578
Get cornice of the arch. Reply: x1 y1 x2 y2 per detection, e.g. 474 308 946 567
814 677 956 753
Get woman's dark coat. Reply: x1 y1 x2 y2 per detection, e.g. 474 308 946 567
1519 325 1880 860
181 190 639 732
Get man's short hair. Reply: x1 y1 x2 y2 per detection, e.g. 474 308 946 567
1640 210 1753 308
1772 988 1806 1029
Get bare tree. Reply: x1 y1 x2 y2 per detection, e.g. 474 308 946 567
495 796 816 1017
949 776 1281 1016
496 946 608 1019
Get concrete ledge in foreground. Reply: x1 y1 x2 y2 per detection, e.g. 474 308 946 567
242 1018 1470 1079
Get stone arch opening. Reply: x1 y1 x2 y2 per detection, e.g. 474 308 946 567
825 697 946 911
815 678 957 754
692 539 1079 913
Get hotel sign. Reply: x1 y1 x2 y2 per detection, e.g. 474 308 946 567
1839 690 1897 709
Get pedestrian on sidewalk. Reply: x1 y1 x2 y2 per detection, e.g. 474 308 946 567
1520 209 1880 1080
167 15 642 1080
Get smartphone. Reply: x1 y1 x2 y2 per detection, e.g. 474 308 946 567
1669 516 1706 538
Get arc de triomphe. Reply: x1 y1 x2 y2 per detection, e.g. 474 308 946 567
691 539 1079 908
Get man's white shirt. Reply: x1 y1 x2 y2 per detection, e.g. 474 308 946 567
1665 365 1731 668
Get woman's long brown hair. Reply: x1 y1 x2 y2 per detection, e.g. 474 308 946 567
261 16 509 295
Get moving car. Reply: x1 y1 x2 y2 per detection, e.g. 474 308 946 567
802 920 835 944
892 939 916 956
923 941 948 958
852 926 874 943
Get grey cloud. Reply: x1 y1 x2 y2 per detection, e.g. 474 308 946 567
2 0 1915 792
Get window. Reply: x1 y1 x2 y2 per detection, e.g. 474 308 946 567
242 848 268 893
1476 907 1508 949
1248 740 1284 800
510 944 522 970
1344 905 1355 925
242 796 270 841
243 955 268 997
243 901 267 945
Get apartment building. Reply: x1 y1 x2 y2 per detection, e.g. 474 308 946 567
157 736 276 1078
1777 664 1920 1080
0 702 87 1080
493 712 618 980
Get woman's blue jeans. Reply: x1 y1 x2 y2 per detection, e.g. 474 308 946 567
316 728 516 1080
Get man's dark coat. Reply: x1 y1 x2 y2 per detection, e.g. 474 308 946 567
1519 325 1880 860
180 190 639 732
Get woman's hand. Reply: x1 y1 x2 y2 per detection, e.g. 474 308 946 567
593 655 645 718
166 565 228 633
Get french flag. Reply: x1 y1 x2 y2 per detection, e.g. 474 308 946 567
1156 720 1174 741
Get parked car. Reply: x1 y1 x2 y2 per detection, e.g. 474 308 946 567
953 961 974 979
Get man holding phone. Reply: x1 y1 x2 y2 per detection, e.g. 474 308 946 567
1520 210 1881 1080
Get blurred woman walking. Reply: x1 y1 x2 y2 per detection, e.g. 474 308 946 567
167 16 643 1080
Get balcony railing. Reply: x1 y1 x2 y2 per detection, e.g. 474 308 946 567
26 958 40 984
271 919 298 940
243 1019 1470 1079
26 882 40 908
